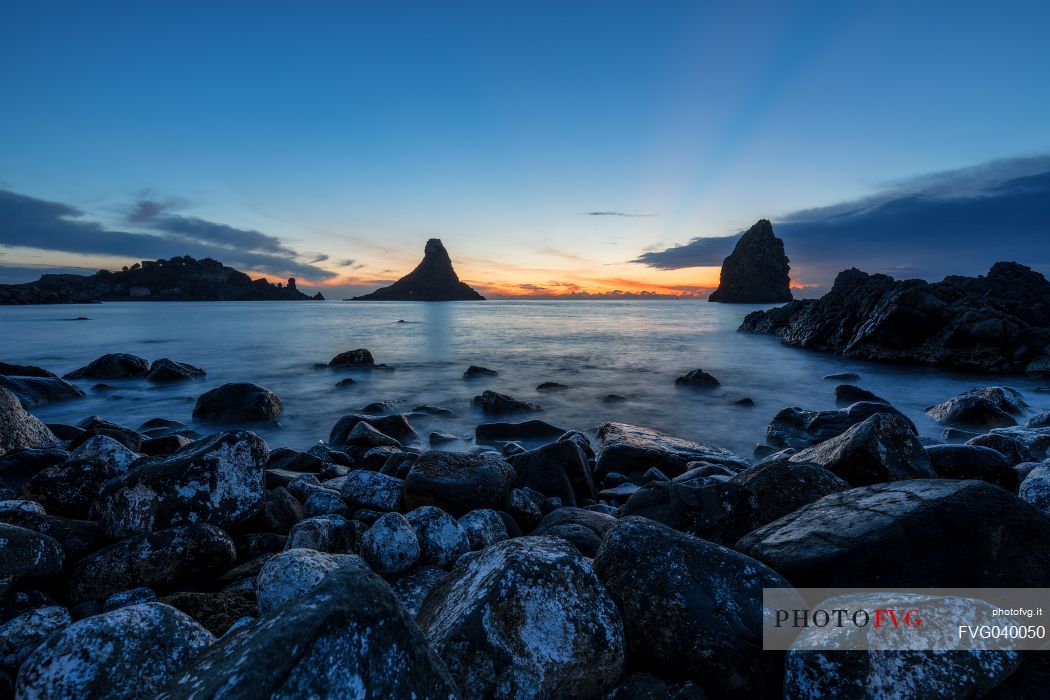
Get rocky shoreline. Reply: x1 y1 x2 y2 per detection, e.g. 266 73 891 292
2 351 1050 698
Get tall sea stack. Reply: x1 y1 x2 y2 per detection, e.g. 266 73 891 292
708 219 792 304
352 239 485 301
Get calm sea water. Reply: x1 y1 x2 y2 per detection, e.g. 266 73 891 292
4 300 1048 458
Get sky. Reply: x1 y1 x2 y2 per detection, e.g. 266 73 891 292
1 1 1048 299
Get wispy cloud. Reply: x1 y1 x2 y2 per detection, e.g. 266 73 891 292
0 188 336 280
583 211 657 217
633 155 1050 285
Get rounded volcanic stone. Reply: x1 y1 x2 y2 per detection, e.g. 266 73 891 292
402 450 516 516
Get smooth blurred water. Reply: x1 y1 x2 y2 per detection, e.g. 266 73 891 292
4 300 1049 457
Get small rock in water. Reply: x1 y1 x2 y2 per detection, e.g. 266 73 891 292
733 397 755 406
328 348 375 367
536 381 568 391
823 371 860 380
674 369 720 388
463 365 498 378
145 358 206 382
833 383 886 405
192 382 283 423
602 394 629 403
63 353 150 379
472 389 542 415
428 431 458 446
334 377 357 388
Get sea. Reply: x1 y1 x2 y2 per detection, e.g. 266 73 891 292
4 300 1049 458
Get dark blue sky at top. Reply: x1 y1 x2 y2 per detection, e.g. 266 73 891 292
0 1 1048 295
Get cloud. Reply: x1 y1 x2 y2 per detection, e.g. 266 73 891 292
633 155 1050 285
0 188 336 280
583 211 657 217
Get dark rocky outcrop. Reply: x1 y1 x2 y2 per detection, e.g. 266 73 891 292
352 238 485 301
926 444 1018 489
708 219 792 304
595 422 747 479
0 256 323 304
65 353 150 379
740 261 1050 373
673 369 720 388
0 375 84 408
766 400 914 449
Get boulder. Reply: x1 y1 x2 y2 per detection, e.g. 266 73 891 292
64 353 150 379
0 510 101 560
192 382 283 423
345 421 401 449
834 384 887 405
329 413 417 444
708 219 792 303
388 565 447 618
473 390 542 415
458 509 509 551
0 523 63 586
359 512 419 576
730 458 850 525
266 447 324 473
787 412 935 486
97 430 268 538
255 548 356 614
766 401 915 449
67 524 236 604
1027 411 1050 429
674 369 720 388
328 348 375 367
0 362 55 378
159 589 256 637
22 458 120 519
530 507 617 558
966 432 1036 465
103 587 158 611
418 536 624 699
0 375 84 408
507 439 594 506
463 365 498 378
402 451 516 516
145 358 206 381
245 486 304 534
1019 464 1050 515
927 391 1019 428
593 517 787 698
68 433 139 472
70 416 143 451
339 470 403 511
595 422 747 479
926 444 1018 489
405 506 469 568
286 514 358 553
475 419 567 444
536 382 568 391
0 388 56 457
15 603 214 700
737 479 1050 587
0 605 71 675
158 559 460 699
0 447 67 494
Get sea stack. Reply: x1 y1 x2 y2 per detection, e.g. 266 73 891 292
708 219 792 304
353 239 485 301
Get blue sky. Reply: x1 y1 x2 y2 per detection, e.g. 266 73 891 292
1 1 1048 298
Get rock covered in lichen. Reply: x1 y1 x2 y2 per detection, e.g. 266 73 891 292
255 548 356 614
418 536 625 699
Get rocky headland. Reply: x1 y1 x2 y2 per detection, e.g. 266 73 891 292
352 239 485 301
0 256 324 304
741 261 1050 374
2 349 1050 698
708 219 792 304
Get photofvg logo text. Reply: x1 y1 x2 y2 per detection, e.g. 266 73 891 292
762 588 1050 651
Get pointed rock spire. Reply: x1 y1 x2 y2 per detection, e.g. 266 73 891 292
708 220 792 303
352 239 485 301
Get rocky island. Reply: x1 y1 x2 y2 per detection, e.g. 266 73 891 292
352 239 485 301
0 256 324 304
708 219 792 304
740 261 1050 374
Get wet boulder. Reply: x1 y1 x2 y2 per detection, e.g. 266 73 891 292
0 388 57 457
674 369 720 388
345 421 401 449
255 548 356 613
286 514 358 553
834 384 887 405
64 353 150 379
787 412 935 486
1027 411 1050 429
737 479 1050 587
475 419 568 445
473 390 542 415
21 458 120 519
360 512 419 576
328 348 375 367
266 447 324 473
68 433 139 473
0 375 84 408
0 362 55 378
0 605 71 675
338 470 403 511
329 412 417 444
418 536 625 700
67 524 236 604
403 450 516 516
463 365 498 378
595 422 747 479
245 486 304 534
620 478 754 546
1019 464 1050 515
405 505 469 568
459 508 509 551
926 444 1018 489
767 401 915 449
530 506 617 558
145 358 206 382
0 523 63 586
966 432 1037 465
193 382 283 423
15 603 213 700
158 559 459 700
97 430 268 538
593 517 787 698
0 447 67 494
0 510 101 560
388 565 447 618
70 416 144 451
927 396 1017 428
730 458 850 526
507 439 595 506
